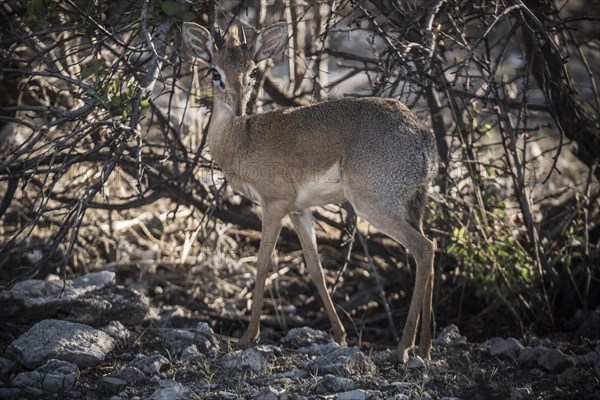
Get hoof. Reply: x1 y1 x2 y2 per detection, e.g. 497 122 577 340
396 346 411 364
417 346 431 361
237 332 258 349
333 331 347 346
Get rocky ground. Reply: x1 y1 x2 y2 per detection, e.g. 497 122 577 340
1 271 599 400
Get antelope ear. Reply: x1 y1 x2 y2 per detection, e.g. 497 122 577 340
253 22 287 63
182 22 213 63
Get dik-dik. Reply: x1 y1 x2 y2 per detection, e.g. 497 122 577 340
183 21 437 362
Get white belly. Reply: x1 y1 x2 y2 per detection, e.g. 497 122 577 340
295 164 345 209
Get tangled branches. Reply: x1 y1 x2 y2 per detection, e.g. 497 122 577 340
1 0 599 337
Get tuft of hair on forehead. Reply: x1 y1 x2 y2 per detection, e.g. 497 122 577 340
226 25 241 47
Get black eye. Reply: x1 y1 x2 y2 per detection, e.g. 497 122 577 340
249 68 257 79
211 68 220 82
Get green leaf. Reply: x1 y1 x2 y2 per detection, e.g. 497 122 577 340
140 99 150 109
161 0 180 16
110 95 121 107
181 11 196 21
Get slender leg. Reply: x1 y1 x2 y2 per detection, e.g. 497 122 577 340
289 211 347 345
354 209 434 363
418 258 435 360
237 207 284 349
396 230 434 363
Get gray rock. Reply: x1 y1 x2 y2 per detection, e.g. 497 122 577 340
240 347 269 374
254 386 279 400
576 306 600 339
6 319 115 368
275 368 307 379
432 325 466 346
101 376 127 393
155 305 186 326
218 351 242 370
321 374 357 392
518 346 549 368
407 355 426 369
180 344 204 361
487 337 525 359
165 326 219 357
149 379 190 400
575 351 597 367
105 366 146 385
439 397 462 400
594 356 600 378
281 327 333 348
218 346 277 374
0 388 22 399
372 349 394 365
130 354 170 375
11 359 79 394
295 342 340 355
304 347 376 377
558 367 584 385
0 357 17 379
0 272 149 325
335 389 369 400
510 386 532 400
537 348 574 373
102 321 130 342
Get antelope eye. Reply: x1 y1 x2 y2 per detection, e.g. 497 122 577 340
249 68 257 79
210 68 221 82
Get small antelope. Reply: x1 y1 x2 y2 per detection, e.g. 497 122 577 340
183 21 437 362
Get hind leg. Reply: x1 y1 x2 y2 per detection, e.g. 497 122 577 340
349 199 434 363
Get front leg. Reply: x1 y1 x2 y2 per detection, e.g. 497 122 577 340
237 206 285 349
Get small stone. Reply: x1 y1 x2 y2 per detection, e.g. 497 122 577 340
372 349 394 365
518 346 548 368
106 367 146 384
102 321 130 342
218 351 242 370
275 368 306 379
439 397 462 400
304 347 376 377
281 327 333 348
487 337 524 359
510 386 532 400
321 374 357 392
254 386 279 400
165 327 219 357
576 306 600 339
11 359 79 394
407 355 426 369
218 391 238 400
575 351 597 367
6 319 115 368
0 357 17 379
335 389 369 400
0 272 149 326
537 348 574 373
101 376 127 393
558 367 583 385
295 342 339 355
390 394 409 400
240 347 268 374
149 379 190 400
130 354 170 375
180 345 204 361
0 388 23 399
432 325 466 346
